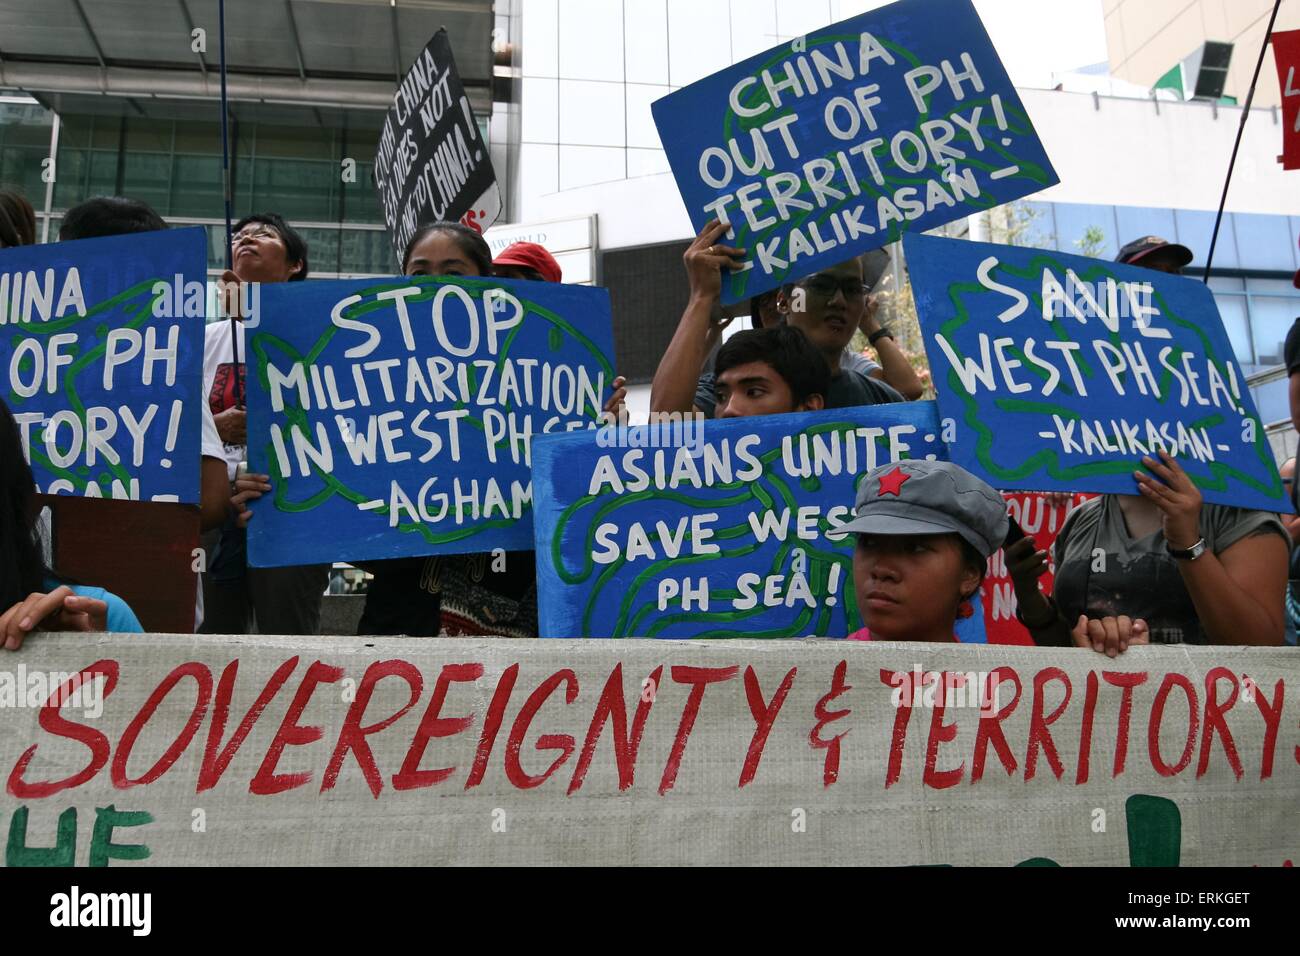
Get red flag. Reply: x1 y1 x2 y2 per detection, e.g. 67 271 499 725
1273 29 1300 170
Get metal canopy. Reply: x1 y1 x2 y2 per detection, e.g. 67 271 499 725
0 0 493 123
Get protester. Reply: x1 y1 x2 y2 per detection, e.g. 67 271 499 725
744 252 921 399
828 459 1006 642
1279 457 1300 646
1006 451 1288 652
713 325 829 417
232 222 617 639
0 398 143 647
58 196 168 241
493 241 562 282
1005 240 1289 654
1114 235 1192 275
0 189 36 248
651 220 902 418
202 212 328 635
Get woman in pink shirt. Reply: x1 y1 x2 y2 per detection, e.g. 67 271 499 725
829 460 1008 643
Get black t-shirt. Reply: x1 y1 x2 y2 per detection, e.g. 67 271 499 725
1284 317 1300 376
694 365 903 417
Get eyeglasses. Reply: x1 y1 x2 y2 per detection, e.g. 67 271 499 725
232 226 281 244
799 274 869 299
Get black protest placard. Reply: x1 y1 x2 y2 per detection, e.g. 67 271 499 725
373 29 501 262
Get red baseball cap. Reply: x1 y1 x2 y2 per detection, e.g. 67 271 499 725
493 242 562 283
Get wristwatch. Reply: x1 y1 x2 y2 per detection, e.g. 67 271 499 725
1166 537 1207 561
868 327 894 346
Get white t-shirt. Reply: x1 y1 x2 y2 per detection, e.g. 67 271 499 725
203 320 247 481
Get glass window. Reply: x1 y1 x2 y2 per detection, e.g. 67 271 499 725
1247 292 1299 368
1252 376 1290 427
522 78 558 143
729 0 776 61
170 154 223 218
559 144 626 190
1009 201 1056 250
1053 203 1116 259
1210 288 1254 371
558 80 625 148
1175 208 1236 269
625 0 669 84
558 0 623 82
1232 212 1296 273
775 0 831 40
626 84 671 149
521 0 559 79
1114 205 1176 253
338 228 398 275
667 0 733 87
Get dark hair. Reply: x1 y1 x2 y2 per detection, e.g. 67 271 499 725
714 325 830 408
0 189 36 248
233 212 310 281
0 398 49 609
401 221 492 275
59 196 167 241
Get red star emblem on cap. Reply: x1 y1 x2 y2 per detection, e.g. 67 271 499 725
877 466 910 497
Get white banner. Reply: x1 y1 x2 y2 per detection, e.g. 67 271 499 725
0 635 1295 866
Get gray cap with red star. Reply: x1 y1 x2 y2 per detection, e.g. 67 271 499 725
827 459 1009 558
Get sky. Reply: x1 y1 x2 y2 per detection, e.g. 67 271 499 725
840 0 1110 88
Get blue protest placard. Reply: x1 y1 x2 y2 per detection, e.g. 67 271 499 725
532 402 986 640
650 0 1057 305
0 227 206 503
906 232 1284 510
245 276 615 568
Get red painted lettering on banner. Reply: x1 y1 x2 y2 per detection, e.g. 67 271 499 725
505 669 578 789
198 656 299 794
249 660 344 795
1101 671 1148 777
8 660 119 799
465 664 519 790
924 683 964 789
739 665 796 788
659 665 739 795
1075 671 1099 785
568 663 663 795
326 660 424 797
1148 672 1199 777
1197 667 1242 780
1249 676 1285 780
1025 667 1071 781
389 662 481 792
880 668 913 788
971 666 1022 783
809 660 851 788
112 662 212 788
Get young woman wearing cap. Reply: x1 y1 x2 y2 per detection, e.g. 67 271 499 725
831 459 1007 643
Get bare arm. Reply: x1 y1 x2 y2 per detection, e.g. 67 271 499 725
861 295 923 400
200 457 230 533
1137 451 1287 645
649 220 745 416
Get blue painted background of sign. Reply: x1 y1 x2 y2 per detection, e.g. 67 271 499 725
906 232 1284 510
533 402 986 640
0 227 205 503
650 0 1058 304
246 275 615 567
